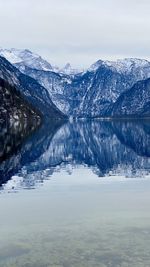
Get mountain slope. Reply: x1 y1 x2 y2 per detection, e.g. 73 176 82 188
0 48 82 75
0 77 40 126
0 48 53 71
0 56 66 119
110 78 150 117
17 58 150 117
1 48 150 118
90 58 150 77
15 65 79 114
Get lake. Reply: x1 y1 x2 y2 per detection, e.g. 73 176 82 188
0 119 150 267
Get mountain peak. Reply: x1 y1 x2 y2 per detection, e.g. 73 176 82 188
89 60 104 71
64 63 72 69
89 58 150 74
0 48 53 72
59 63 83 75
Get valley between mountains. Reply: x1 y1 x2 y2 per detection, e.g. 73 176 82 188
0 48 150 122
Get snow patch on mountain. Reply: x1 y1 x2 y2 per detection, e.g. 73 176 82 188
0 49 22 64
1 48 150 118
59 63 83 75
90 58 150 75
0 48 82 75
0 48 53 71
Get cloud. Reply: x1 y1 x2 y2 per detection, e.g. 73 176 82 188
0 0 150 67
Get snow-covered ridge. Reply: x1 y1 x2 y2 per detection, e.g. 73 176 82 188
59 63 83 75
0 48 53 71
0 48 22 64
0 48 82 75
1 47 150 118
89 58 150 74
1 48 149 77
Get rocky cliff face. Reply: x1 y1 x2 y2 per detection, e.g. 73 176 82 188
0 78 41 126
0 56 66 119
12 64 132 116
1 48 150 118
110 78 150 117
0 77 41 165
12 56 150 118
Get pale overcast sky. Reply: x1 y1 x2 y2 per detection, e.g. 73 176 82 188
0 0 150 67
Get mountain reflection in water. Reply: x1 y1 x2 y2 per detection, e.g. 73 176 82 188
0 119 150 191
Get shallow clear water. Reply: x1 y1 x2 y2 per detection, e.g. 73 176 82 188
0 120 150 267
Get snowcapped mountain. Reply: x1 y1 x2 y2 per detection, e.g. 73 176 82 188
0 48 53 71
110 78 150 117
0 56 66 119
16 66 72 114
90 58 150 78
13 56 150 117
59 63 83 75
1 47 150 118
0 48 82 75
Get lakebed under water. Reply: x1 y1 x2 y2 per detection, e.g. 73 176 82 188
0 119 150 267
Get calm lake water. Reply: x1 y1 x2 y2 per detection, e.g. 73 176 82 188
0 119 150 267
